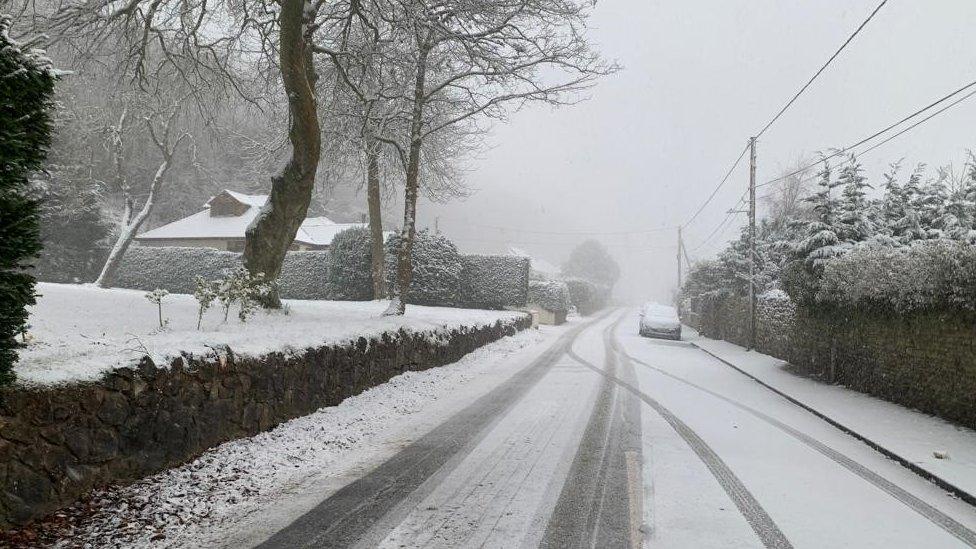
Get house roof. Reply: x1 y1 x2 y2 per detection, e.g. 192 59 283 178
138 190 364 247
508 247 561 276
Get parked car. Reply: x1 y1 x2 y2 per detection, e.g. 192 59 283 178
639 303 681 340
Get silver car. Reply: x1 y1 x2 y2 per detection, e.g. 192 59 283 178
638 303 681 340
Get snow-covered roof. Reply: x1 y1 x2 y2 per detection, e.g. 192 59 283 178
508 247 561 276
138 189 356 247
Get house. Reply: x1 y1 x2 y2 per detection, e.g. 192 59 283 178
136 190 370 252
508 247 561 279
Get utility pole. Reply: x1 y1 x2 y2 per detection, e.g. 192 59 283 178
676 226 683 315
748 136 758 351
434 216 440 234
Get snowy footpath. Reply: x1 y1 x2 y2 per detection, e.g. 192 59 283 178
17 283 524 385
687 328 976 501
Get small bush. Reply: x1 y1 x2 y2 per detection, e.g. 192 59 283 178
528 280 571 313
459 255 530 309
327 227 374 300
385 230 462 307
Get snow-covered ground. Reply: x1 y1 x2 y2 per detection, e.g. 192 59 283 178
17 283 524 385
687 329 976 501
18 323 564 548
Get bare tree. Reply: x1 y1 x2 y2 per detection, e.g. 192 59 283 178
95 104 189 287
29 0 327 306
319 0 616 315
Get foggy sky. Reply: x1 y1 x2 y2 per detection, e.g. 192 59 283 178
414 0 976 303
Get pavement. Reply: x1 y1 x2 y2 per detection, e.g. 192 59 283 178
250 309 976 548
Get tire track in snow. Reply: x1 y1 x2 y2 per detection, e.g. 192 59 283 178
540 315 643 549
256 312 612 549
561 316 793 549
616 337 976 548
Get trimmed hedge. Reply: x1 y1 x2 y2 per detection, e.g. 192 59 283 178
385 230 462 307
460 255 530 310
113 242 530 309
115 246 331 300
564 277 609 315
527 280 571 313
816 240 976 313
327 227 373 300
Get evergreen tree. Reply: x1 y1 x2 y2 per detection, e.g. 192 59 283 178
561 240 621 290
880 159 906 235
835 155 875 243
795 158 845 267
892 163 927 243
0 15 57 385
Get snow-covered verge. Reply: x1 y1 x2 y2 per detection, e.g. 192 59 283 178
0 326 557 549
17 283 524 385
688 331 976 501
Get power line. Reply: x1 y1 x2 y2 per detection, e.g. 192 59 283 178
757 76 976 189
856 87 976 157
755 0 889 138
690 189 748 253
682 141 750 228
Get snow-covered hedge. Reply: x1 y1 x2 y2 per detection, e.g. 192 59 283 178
328 227 373 300
385 230 462 307
114 246 332 300
564 277 609 315
816 240 976 312
459 255 530 309
527 280 571 313
278 252 334 300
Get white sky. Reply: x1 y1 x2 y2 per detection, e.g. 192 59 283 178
414 0 976 303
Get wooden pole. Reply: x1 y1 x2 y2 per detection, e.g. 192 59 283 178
748 136 758 351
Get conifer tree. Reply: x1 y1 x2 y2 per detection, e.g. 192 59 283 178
0 15 57 384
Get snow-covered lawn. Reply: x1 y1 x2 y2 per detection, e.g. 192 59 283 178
18 283 524 385
688 329 976 500
9 324 561 548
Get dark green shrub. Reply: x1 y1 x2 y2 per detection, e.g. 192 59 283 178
0 17 57 385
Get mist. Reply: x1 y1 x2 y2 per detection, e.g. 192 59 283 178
414 0 976 304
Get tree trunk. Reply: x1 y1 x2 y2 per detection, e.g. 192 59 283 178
383 47 428 316
366 137 386 299
95 156 173 288
243 0 321 308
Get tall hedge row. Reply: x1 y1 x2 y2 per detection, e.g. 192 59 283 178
460 255 530 310
1 18 56 385
111 238 530 310
385 230 462 307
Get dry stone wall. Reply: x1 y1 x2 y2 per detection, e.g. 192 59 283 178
0 315 531 527
696 293 976 430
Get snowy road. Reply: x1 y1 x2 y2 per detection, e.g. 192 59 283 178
255 309 976 548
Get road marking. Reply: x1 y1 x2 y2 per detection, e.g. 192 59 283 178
625 450 643 549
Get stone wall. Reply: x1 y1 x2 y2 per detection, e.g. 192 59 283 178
0 315 531 527
696 293 976 430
